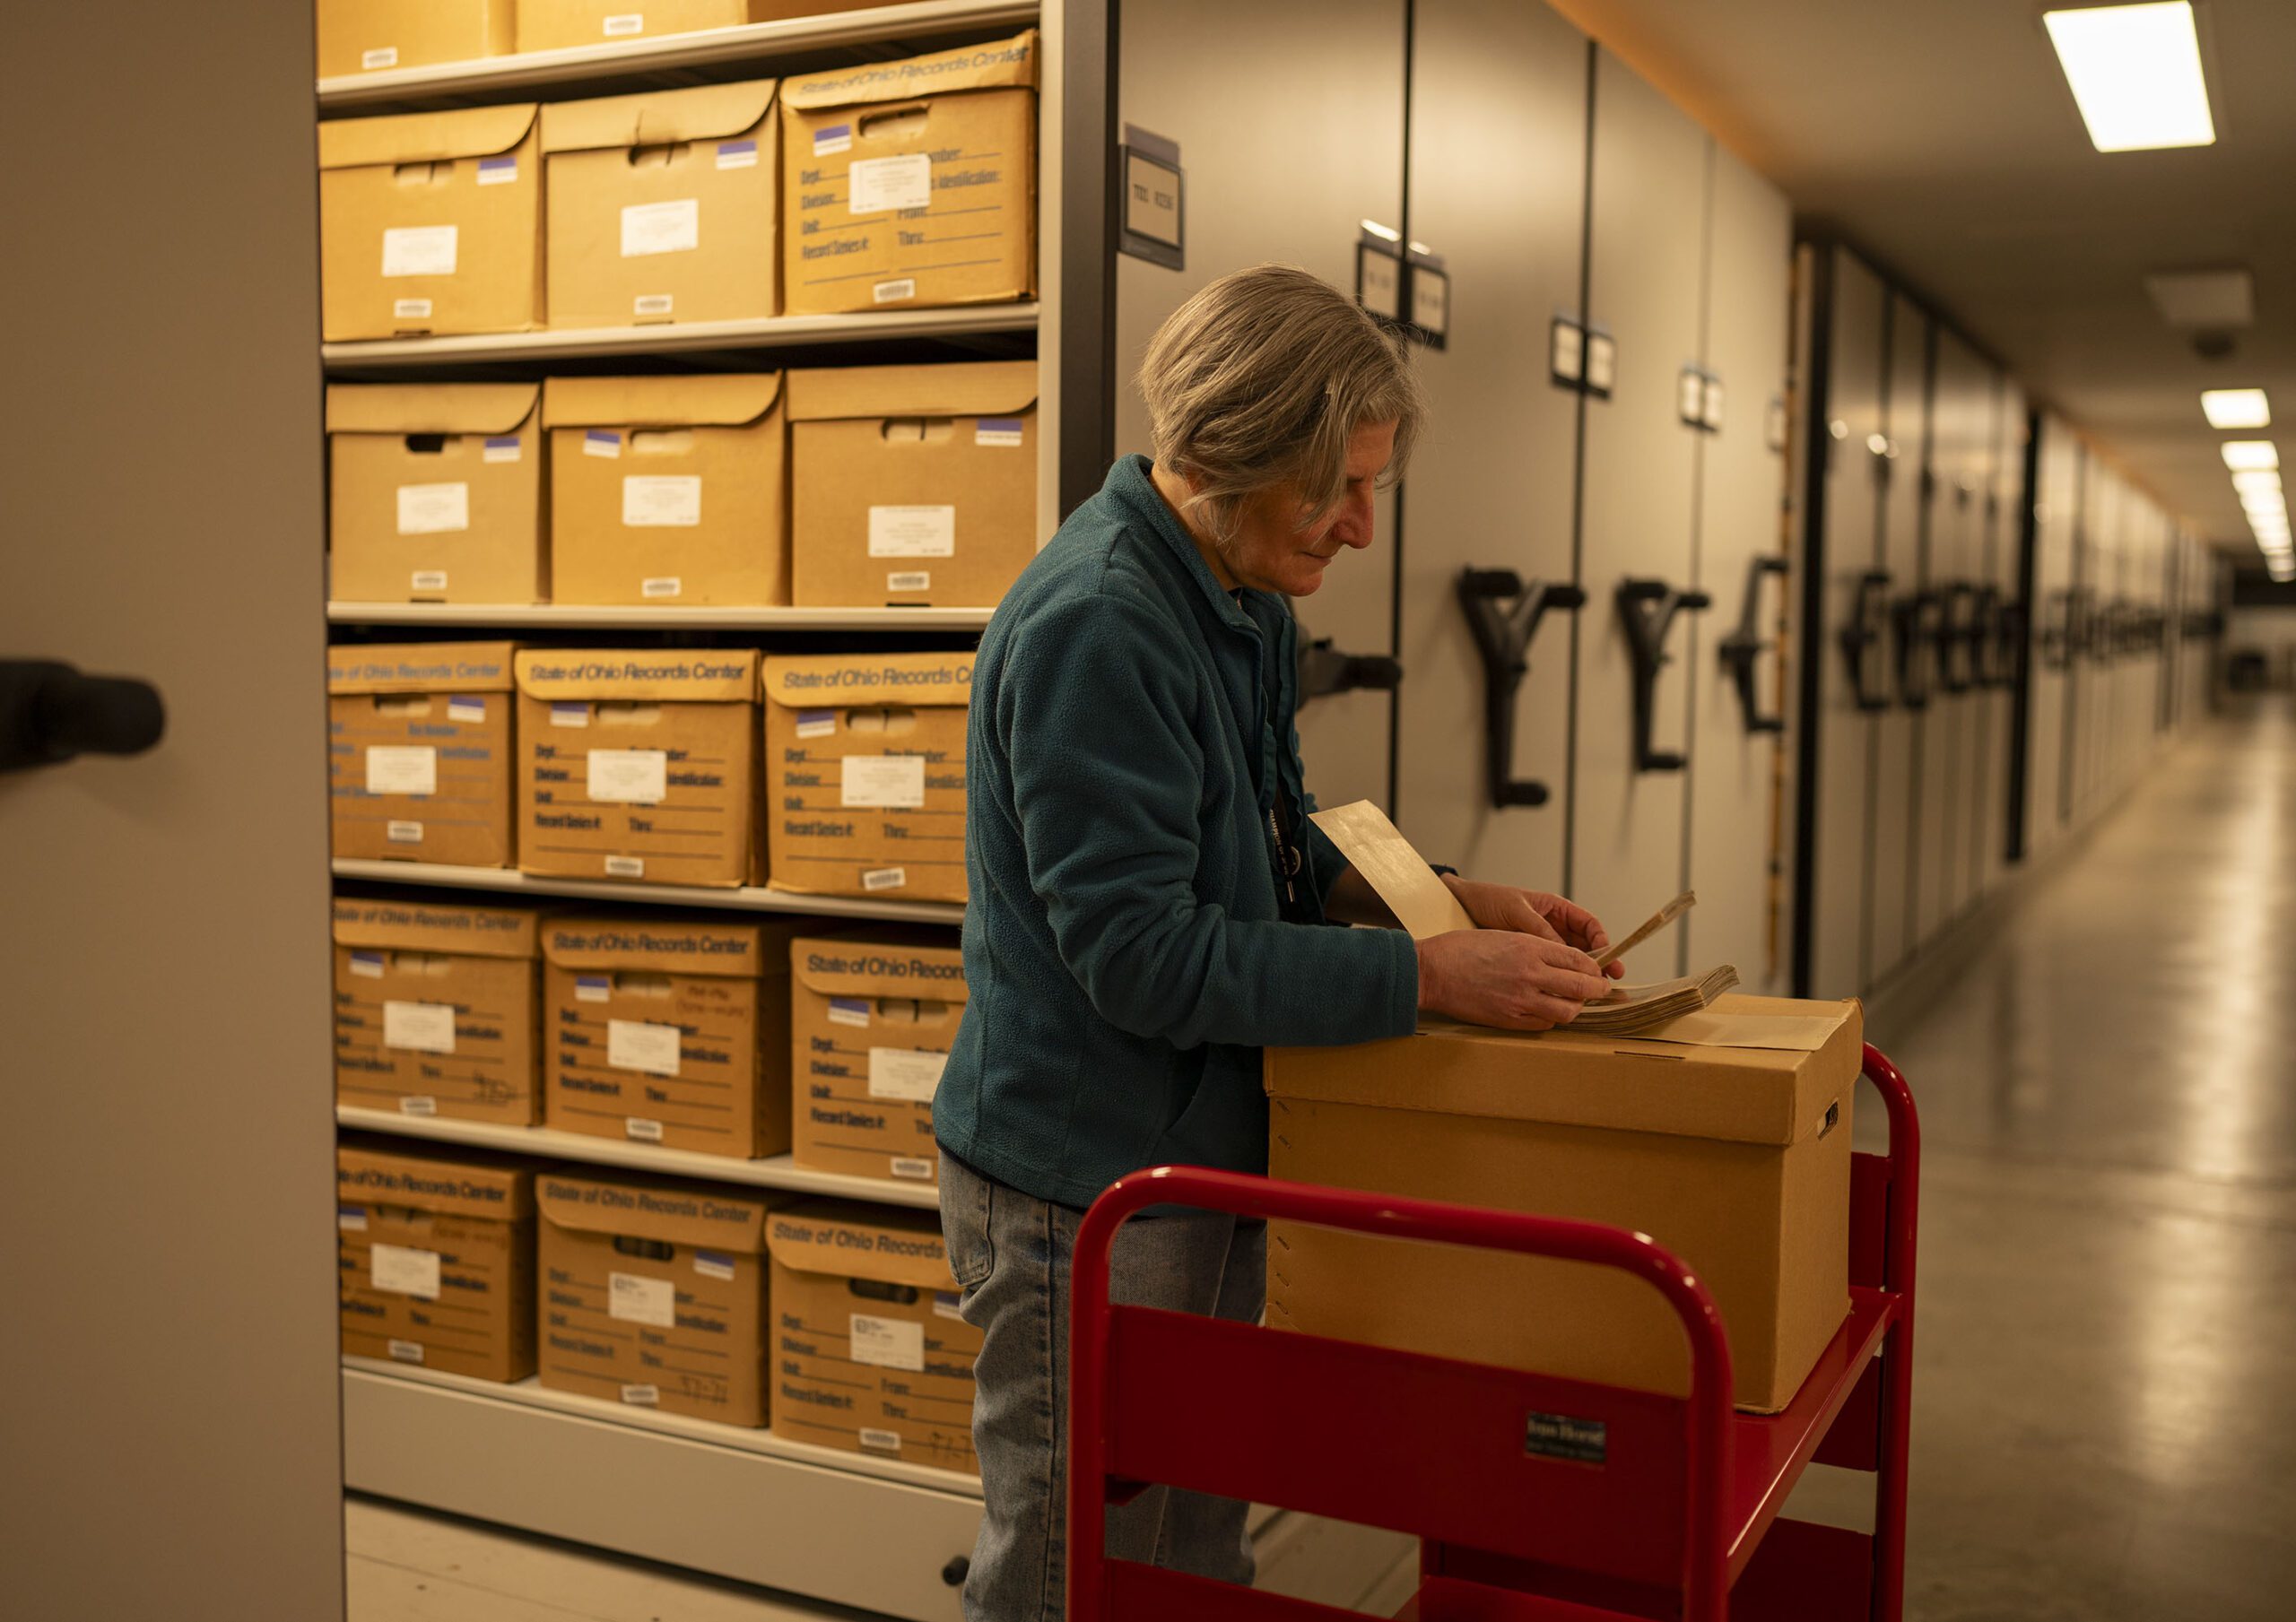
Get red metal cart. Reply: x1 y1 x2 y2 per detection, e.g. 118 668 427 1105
1069 1043 1918 1621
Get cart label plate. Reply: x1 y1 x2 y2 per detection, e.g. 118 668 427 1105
1523 1410 1607 1465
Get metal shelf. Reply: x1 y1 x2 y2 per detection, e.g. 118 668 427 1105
336 1106 943 1210
326 601 996 630
317 0 1039 110
321 303 1037 370
329 857 966 925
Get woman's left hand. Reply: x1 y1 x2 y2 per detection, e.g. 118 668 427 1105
1442 879 1627 978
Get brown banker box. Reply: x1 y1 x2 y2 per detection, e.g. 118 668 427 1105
317 0 513 77
332 898 543 1124
789 932 965 1184
787 362 1038 607
515 2 900 52
318 104 544 342
336 1140 535 1382
1265 995 1863 1414
326 385 545 605
327 642 517 867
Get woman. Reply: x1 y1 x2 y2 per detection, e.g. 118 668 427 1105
935 264 1619 1620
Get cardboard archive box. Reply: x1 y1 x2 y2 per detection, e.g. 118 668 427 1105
317 0 513 77
542 915 798 1157
768 1201 980 1471
1264 995 1865 1414
544 376 787 606
787 362 1038 607
761 652 971 904
326 384 545 605
513 647 760 887
337 1140 536 1382
789 931 966 1184
537 1170 780 1425
318 104 544 342
516 2 903 52
780 31 1039 316
542 80 780 330
333 897 543 1124
327 642 517 867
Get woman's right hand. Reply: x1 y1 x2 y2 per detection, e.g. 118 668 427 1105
1413 930 1610 1031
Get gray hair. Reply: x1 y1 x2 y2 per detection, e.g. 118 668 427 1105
1136 263 1426 546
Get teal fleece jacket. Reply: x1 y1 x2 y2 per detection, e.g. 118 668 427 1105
934 455 1421 1209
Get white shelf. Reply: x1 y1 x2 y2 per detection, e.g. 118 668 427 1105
329 857 966 925
317 0 1039 109
321 303 1037 369
326 601 996 630
336 1106 942 1210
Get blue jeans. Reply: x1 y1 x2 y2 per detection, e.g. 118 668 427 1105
939 1149 1265 1622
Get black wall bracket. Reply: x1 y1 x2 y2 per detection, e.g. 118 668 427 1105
1615 577 1711 773
1715 555 1789 735
1839 570 1892 713
1458 568 1586 806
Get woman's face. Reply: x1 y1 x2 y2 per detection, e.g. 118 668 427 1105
1222 418 1398 596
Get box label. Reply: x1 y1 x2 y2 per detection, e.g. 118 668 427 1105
640 577 682 598
365 744 438 797
716 140 758 170
587 748 667 804
813 123 853 157
867 1047 946 1103
795 710 837 740
361 47 399 70
625 1115 665 1141
370 1242 441 1301
382 1000 456 1054
849 152 931 215
893 1157 935 1182
621 1382 660 1405
575 975 613 1004
622 474 702 528
867 505 955 558
607 1018 681 1077
550 702 590 727
387 1339 424 1364
622 198 700 258
694 1252 736 1281
604 854 645 878
858 1427 901 1453
633 293 674 317
476 156 518 187
841 755 925 810
381 224 458 279
975 420 1025 447
398 1095 439 1117
872 278 917 305
338 1207 370 1230
386 820 423 844
393 298 434 321
933 1290 964 1320
1523 1411 1608 1465
396 481 470 535
886 570 931 593
349 950 387 979
608 1271 675 1328
447 696 488 722
849 1313 925 1373
861 867 906 891
482 437 522 464
585 430 623 459
410 568 448 592
826 996 871 1028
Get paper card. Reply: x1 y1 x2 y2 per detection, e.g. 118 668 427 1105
382 1000 456 1054
587 748 666 804
622 198 700 258
848 152 931 215
365 744 437 797
1631 1010 1844 1052
1593 890 1697 969
607 1017 681 1077
622 474 701 527
381 225 457 279
396 481 469 535
842 755 925 810
848 1313 925 1372
1307 801 1474 941
370 1242 441 1300
867 1047 946 1102
868 505 956 558
609 1271 675 1327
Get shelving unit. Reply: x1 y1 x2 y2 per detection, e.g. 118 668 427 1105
326 603 997 630
320 303 1039 369
330 857 965 923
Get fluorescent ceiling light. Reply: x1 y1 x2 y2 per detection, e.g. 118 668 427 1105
2044 4 2216 152
2239 485 2285 508
2144 268 2254 329
2222 441 2281 471
2231 469 2283 494
2203 389 2271 429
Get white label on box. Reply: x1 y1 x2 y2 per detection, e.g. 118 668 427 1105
382 1000 456 1054
608 1271 675 1328
411 568 448 592
641 577 683 599
886 570 931 593
608 1018 681 1077
604 854 645 878
872 277 917 305
716 140 758 170
604 13 644 37
574 975 613 1003
858 1427 901 1453
842 754 926 809
932 1290 964 1320
398 1095 439 1117
396 481 469 535
849 1314 925 1373
622 197 700 258
349 950 387 978
826 997 871 1028
550 702 589 727
393 298 434 320
694 1252 736 1281
861 867 906 891
338 1207 370 1231
476 156 518 186
625 1116 665 1141
621 1383 660 1406
893 1157 936 1183
795 710 837 740
366 744 437 796
868 1047 946 1103
447 697 487 723
361 47 399 70
813 122 852 157
633 293 674 317
848 152 932 215
370 1243 441 1301
975 419 1025 447
386 820 423 844
482 437 521 464
382 224 457 278
387 1339 424 1365
587 748 667 803
584 430 622 458
623 474 701 528
867 505 955 558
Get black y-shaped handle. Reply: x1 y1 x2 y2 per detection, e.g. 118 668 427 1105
1615 577 1712 772
1892 590 1940 711
1934 582 1976 695
1715 555 1789 735
1839 570 1892 712
1457 568 1586 807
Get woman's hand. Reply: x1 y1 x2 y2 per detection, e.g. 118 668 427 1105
1442 878 1626 978
1413 930 1611 1031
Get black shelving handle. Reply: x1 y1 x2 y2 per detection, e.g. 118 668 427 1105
1839 570 1893 713
1457 568 1586 807
1934 581 1976 695
1890 590 1942 712
1715 555 1789 734
1297 636 1402 703
2039 588 2075 671
1968 585 2007 690
1 659 166 776
1615 577 1713 773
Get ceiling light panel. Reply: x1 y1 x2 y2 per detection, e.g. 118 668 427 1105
2222 442 2281 471
2043 4 2216 152
2231 470 2283 494
2203 389 2272 429
2144 268 2255 329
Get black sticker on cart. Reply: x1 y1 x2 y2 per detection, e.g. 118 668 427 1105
1523 1410 1607 1465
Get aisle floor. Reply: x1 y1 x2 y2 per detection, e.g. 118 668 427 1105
347 702 2296 1621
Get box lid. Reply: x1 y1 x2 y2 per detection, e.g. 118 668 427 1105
780 29 1038 112
333 897 541 958
1265 996 1863 1148
543 374 782 430
767 1201 958 1291
338 1141 535 1221
326 383 540 437
792 932 969 1004
541 916 770 976
328 641 518 695
318 103 539 171
786 360 1037 423
540 78 776 154
761 651 975 710
537 1170 774 1252
514 648 760 703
